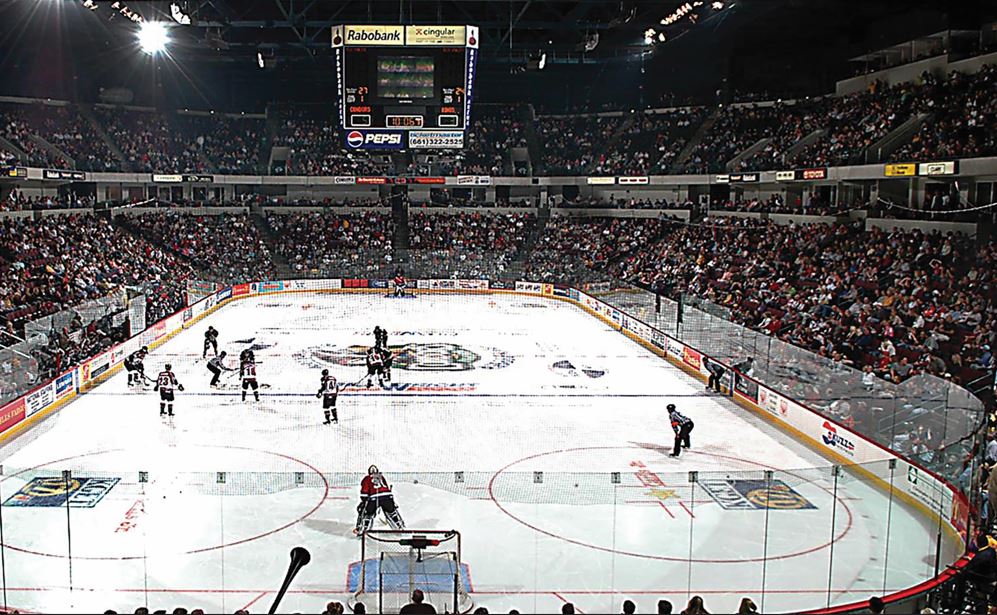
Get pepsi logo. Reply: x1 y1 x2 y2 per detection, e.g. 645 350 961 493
346 131 364 148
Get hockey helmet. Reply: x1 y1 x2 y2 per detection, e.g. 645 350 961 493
219 351 227 357
141 346 149 353
165 363 172 370
322 369 329 376
368 464 380 476
666 404 676 412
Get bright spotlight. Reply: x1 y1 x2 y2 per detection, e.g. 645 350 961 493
538 52 546 70
712 1 725 8
257 51 265 69
138 21 169 55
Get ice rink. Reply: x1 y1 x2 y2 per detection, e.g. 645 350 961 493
0 292 950 613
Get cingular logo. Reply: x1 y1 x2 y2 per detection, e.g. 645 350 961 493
821 421 855 454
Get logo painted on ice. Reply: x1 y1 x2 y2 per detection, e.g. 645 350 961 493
550 360 606 379
821 421 855 454
297 343 514 372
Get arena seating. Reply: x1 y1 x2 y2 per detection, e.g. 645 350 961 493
603 218 996 387
123 211 275 283
0 63 994 183
265 210 395 277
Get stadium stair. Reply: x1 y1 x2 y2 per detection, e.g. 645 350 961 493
78 103 130 170
583 112 639 174
247 210 292 275
863 112 931 163
726 137 772 172
0 136 28 164
27 134 73 169
669 106 720 173
112 215 211 278
521 105 542 175
782 128 827 165
505 203 549 278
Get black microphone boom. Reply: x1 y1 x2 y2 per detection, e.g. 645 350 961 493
268 546 311 614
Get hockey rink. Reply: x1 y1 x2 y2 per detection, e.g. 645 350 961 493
0 292 957 613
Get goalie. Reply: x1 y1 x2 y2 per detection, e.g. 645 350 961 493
354 465 405 536
392 272 407 298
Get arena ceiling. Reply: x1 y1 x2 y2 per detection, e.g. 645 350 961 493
0 0 990 109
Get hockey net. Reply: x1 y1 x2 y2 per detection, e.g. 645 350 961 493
353 529 472 614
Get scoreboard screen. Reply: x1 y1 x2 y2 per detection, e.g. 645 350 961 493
332 25 478 150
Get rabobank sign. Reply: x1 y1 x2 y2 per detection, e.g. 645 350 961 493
344 25 404 46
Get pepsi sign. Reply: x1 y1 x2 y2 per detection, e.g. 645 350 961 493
344 130 405 150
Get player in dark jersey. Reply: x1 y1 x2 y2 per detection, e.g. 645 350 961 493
124 346 149 386
239 348 255 365
378 346 394 383
241 355 260 402
365 347 384 388
203 326 219 359
373 326 387 350
153 363 183 417
354 465 405 536
316 369 340 424
207 351 232 387
667 404 694 457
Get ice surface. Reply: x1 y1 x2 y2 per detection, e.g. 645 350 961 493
0 293 949 613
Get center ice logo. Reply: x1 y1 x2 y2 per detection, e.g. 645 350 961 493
297 343 514 372
821 421 855 454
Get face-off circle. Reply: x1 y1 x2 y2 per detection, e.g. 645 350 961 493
487 446 853 564
0 445 328 560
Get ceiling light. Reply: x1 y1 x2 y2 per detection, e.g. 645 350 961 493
137 21 169 54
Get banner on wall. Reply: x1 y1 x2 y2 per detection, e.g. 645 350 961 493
0 398 25 433
25 383 55 418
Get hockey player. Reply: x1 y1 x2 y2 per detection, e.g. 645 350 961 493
353 465 405 536
203 326 219 359
392 272 407 298
316 369 340 424
378 346 394 383
207 351 232 387
239 348 255 365
153 363 184 417
373 326 387 350
667 404 694 457
124 346 149 386
365 346 385 388
241 353 260 402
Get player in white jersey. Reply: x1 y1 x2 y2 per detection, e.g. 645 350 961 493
316 369 340 424
153 363 184 417
241 357 260 402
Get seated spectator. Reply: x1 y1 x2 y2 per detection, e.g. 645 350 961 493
681 596 708 614
399 589 437 614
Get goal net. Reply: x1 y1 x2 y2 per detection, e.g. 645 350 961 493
353 529 473 614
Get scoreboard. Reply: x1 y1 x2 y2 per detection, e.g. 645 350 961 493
332 25 478 150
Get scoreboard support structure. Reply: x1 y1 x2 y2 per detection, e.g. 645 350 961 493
332 25 478 151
